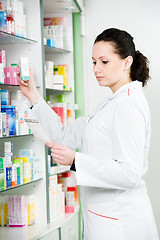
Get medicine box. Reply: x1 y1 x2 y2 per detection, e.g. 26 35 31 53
0 113 2 137
4 68 12 84
1 90 9 105
0 170 4 191
27 195 35 225
0 158 4 170
1 106 16 136
19 57 30 81
0 63 4 84
0 50 6 68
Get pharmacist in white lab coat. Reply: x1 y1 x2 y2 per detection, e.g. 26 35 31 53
18 28 159 240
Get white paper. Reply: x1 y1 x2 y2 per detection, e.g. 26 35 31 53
24 118 51 144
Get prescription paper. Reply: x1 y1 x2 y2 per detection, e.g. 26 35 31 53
25 118 51 144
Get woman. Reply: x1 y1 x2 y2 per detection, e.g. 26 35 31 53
18 28 159 240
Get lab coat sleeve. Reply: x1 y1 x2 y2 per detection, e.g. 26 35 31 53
75 97 149 190
28 98 86 149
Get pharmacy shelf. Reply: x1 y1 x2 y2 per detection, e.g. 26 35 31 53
0 134 33 139
44 44 71 54
0 83 19 88
49 165 70 176
0 31 37 44
0 209 79 240
0 84 41 91
46 88 72 95
0 177 43 193
43 0 82 13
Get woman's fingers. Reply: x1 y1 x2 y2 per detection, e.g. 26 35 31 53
51 152 63 160
46 140 56 148
46 142 52 148
17 73 28 86
46 141 75 166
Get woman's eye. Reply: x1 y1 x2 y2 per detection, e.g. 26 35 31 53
92 62 96 65
102 60 108 64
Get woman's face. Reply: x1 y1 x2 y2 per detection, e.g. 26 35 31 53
92 41 131 93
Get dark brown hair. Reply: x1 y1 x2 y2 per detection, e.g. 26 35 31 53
94 28 150 86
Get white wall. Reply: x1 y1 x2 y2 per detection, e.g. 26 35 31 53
83 0 160 234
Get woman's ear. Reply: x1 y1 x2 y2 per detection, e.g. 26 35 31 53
124 56 133 71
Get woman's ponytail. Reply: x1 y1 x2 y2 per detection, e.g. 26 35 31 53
131 51 150 87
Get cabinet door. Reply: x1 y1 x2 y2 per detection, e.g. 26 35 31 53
60 213 79 240
39 228 59 240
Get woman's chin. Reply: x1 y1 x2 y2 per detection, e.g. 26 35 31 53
98 81 107 87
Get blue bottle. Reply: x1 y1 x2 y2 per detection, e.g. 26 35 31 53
0 11 7 32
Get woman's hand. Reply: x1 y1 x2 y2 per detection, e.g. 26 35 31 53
46 141 75 166
17 69 41 105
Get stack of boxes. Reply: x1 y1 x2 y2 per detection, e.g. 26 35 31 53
43 17 64 49
0 0 27 37
0 49 20 85
50 95 74 126
48 171 79 220
0 194 35 227
0 49 31 137
0 89 30 137
49 175 65 220
0 142 41 192
45 60 70 91
58 172 79 213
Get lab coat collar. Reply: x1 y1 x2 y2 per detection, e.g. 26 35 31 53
109 80 142 100
86 81 142 123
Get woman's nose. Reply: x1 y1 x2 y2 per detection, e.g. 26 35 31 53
94 63 101 74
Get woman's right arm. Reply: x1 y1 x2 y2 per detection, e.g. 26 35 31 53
18 69 41 105
29 98 86 150
18 70 86 150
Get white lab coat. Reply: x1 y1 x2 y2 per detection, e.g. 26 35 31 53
29 81 159 240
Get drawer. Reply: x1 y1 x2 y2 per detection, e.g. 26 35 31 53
38 228 59 240
60 213 79 240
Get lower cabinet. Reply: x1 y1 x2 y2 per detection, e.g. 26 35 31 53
60 213 79 240
38 212 79 240
39 229 59 240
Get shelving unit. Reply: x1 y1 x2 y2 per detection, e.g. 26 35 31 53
40 0 80 225
0 0 83 239
0 1 47 239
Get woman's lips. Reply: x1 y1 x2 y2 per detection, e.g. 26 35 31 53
96 76 104 80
